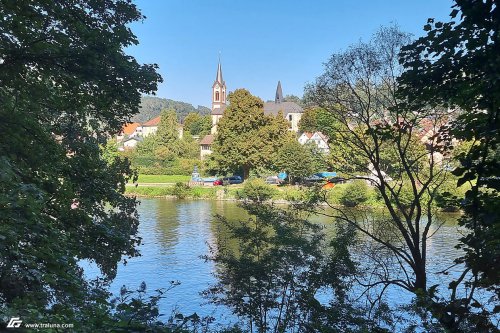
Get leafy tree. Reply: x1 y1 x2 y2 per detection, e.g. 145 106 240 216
178 132 200 159
156 108 179 146
298 108 319 133
308 25 464 330
282 94 304 107
399 0 500 330
204 198 386 332
0 0 161 324
275 139 315 184
184 112 212 136
192 115 212 136
183 112 201 133
211 89 289 179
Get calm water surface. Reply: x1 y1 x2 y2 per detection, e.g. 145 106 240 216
84 198 464 322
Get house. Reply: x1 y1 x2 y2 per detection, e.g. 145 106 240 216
200 59 304 158
298 131 330 154
141 116 161 137
200 134 214 160
141 116 184 139
121 136 143 150
298 132 313 145
117 122 141 142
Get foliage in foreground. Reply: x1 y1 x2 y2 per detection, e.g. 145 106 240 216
0 0 162 327
204 187 394 332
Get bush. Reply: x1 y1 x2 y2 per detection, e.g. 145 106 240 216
172 182 190 199
340 180 369 207
239 178 276 202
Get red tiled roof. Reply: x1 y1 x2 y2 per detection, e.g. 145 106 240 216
122 122 140 135
143 116 161 127
303 132 313 139
200 134 214 145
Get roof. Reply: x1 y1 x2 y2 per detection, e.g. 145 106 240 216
211 104 227 115
122 122 140 135
301 132 313 139
263 101 304 116
142 116 161 127
314 132 329 142
124 136 143 143
200 134 214 145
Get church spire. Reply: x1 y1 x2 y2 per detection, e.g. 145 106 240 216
211 56 227 135
275 80 283 104
215 56 224 84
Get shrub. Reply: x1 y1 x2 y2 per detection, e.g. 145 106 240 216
172 182 190 199
340 180 369 207
240 179 276 202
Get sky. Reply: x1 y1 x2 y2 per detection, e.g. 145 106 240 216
128 0 455 108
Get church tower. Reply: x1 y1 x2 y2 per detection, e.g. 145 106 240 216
211 59 226 134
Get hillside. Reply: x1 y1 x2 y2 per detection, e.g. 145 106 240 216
132 96 211 123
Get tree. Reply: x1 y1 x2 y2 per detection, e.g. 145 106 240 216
275 139 315 184
298 108 319 133
184 112 212 136
0 0 161 324
204 196 386 332
399 1 500 330
211 89 289 179
308 25 463 330
283 94 304 107
156 109 179 146
183 112 201 133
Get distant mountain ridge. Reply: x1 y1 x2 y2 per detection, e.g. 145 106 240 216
132 96 211 123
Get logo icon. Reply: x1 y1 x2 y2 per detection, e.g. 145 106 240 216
7 317 22 328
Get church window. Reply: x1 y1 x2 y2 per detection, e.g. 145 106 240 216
222 91 225 101
215 91 220 101
288 114 293 121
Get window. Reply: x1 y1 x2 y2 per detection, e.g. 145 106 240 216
222 91 225 101
215 91 220 101
288 114 293 121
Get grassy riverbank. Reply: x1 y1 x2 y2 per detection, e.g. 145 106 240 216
130 175 191 183
124 183 385 207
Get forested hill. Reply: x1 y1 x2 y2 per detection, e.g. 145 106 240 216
132 96 211 123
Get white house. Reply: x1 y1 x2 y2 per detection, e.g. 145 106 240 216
298 131 330 154
121 136 143 150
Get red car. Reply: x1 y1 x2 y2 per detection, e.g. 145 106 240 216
213 179 223 186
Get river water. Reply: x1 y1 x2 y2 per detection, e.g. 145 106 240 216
84 198 465 325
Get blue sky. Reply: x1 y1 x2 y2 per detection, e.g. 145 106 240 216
128 0 455 108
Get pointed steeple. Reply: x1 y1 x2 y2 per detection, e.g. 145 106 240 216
275 81 283 104
215 56 224 84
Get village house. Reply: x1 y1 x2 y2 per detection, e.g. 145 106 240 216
117 115 183 149
298 131 330 154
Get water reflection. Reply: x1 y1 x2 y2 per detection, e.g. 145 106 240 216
84 198 464 323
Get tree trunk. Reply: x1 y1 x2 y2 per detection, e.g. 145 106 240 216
243 165 250 180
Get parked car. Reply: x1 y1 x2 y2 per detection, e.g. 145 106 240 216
265 176 282 185
302 174 325 186
213 175 243 186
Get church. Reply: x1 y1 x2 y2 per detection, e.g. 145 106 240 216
200 60 304 159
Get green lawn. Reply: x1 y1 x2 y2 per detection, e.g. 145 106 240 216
132 175 191 183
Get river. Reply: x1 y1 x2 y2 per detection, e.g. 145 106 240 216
83 198 464 325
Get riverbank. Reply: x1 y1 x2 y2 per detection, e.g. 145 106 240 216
125 183 387 207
